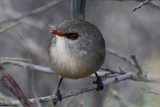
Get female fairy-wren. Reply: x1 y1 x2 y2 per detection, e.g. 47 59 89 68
49 19 106 104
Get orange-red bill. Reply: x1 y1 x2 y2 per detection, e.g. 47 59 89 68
50 30 64 37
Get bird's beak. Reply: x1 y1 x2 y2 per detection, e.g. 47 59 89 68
50 30 64 37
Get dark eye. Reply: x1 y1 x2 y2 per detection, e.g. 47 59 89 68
71 34 78 39
64 33 80 40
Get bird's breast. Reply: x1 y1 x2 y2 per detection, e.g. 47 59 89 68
49 37 97 79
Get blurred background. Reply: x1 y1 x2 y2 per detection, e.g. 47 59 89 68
0 0 160 107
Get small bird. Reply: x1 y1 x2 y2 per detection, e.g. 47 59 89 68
48 19 106 104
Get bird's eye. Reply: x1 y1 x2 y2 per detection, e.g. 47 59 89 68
71 34 78 39
64 33 80 40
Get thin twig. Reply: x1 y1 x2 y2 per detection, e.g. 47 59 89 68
106 49 148 76
0 60 122 77
0 22 20 33
131 55 143 74
0 60 53 74
106 48 135 66
101 66 126 74
133 0 151 12
0 0 64 25
0 66 33 107
0 57 31 62
0 77 19 99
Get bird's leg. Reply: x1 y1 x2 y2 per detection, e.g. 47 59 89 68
54 77 63 105
93 73 104 91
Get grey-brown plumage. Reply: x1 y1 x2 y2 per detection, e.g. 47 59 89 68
49 19 106 79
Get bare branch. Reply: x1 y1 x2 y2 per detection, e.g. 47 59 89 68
0 60 53 74
0 71 160 106
106 48 135 66
133 0 151 12
131 55 143 74
101 66 126 74
0 66 33 107
0 60 120 78
0 0 64 25
0 77 19 99
106 49 146 72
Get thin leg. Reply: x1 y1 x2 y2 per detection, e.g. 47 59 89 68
57 77 63 91
54 77 63 105
93 73 104 91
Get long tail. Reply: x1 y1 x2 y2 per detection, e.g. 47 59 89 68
70 0 86 20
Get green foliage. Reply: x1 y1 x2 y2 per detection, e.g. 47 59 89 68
109 86 130 107
0 92 23 107
32 89 42 107
64 96 75 107
156 0 160 4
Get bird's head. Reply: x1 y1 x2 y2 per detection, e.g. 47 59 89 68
50 19 105 54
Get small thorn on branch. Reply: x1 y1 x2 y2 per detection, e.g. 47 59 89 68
133 0 151 12
131 55 143 75
119 67 124 73
101 66 125 74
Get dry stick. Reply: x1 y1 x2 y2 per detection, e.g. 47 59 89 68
106 48 135 65
106 49 146 71
0 71 159 106
0 22 20 33
0 60 53 74
131 55 143 74
0 0 64 25
106 49 150 77
0 66 33 107
133 0 151 12
0 60 119 77
0 77 19 99
101 66 125 74
0 57 31 62
1 77 26 107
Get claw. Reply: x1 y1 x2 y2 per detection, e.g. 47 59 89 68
53 77 63 105
93 73 104 91
54 90 62 105
93 78 104 91
56 90 62 102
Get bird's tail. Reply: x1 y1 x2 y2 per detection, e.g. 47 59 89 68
70 0 86 20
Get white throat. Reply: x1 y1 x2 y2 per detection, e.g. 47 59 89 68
52 36 71 63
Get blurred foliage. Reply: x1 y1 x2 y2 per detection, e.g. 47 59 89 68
64 96 75 107
156 0 160 4
0 92 23 107
109 86 130 107
33 89 42 107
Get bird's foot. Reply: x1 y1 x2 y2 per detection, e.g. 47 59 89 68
53 90 62 105
93 78 104 91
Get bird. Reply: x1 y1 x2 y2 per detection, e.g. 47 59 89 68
48 19 106 104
